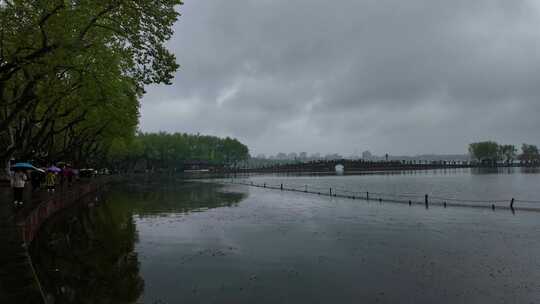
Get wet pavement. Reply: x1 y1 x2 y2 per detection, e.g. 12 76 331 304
0 185 45 304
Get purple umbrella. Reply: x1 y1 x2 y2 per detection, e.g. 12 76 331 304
47 166 61 173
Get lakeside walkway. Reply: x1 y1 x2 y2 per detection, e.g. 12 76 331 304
0 179 107 303
0 183 47 303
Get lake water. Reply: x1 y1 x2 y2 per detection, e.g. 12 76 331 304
228 168 540 209
32 170 540 303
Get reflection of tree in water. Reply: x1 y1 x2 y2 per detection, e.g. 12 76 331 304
31 197 143 304
30 182 246 303
116 181 247 217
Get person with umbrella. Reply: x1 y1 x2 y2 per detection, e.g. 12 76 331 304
45 167 58 193
30 168 45 192
63 164 74 187
10 163 32 206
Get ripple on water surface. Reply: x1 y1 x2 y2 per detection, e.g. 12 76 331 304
30 178 540 303
131 181 540 304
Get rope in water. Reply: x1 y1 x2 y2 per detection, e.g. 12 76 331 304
223 179 540 208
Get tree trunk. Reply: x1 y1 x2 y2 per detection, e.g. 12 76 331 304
1 158 11 181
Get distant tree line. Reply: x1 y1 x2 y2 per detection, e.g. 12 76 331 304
468 141 539 163
106 132 249 172
0 1 181 177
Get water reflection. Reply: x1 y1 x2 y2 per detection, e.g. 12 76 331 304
28 179 540 303
117 181 247 217
31 196 143 304
31 182 246 303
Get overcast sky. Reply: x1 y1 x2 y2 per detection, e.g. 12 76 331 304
140 0 540 156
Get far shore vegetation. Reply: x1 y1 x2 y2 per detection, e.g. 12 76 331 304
468 141 539 163
108 132 249 172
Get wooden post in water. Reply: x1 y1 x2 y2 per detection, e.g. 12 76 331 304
510 198 514 209
425 194 429 207
366 192 369 200
264 183 266 188
409 200 412 206
329 188 332 196
280 184 283 191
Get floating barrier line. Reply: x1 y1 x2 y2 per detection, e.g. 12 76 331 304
221 179 540 211
429 196 511 203
514 199 540 204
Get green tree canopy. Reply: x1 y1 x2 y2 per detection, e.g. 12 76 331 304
468 141 500 162
106 132 250 171
468 141 539 164
520 143 539 162
498 144 517 163
1 0 182 176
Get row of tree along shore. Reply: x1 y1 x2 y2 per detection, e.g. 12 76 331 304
0 1 250 180
108 132 249 173
1 131 250 180
468 141 539 164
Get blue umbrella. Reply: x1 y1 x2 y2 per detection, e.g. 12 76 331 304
11 162 37 170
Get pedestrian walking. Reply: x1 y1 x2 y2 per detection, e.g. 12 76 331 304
30 170 42 191
45 171 57 193
59 167 65 188
11 169 27 206
64 165 74 187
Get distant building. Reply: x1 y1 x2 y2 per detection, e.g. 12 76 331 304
276 152 287 160
324 153 343 160
183 160 220 172
362 150 372 160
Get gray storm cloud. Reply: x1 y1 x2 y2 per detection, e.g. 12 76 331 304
140 0 540 156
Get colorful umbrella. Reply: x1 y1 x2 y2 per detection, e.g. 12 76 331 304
47 166 62 172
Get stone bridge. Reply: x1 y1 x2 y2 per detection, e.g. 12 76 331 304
238 159 476 173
